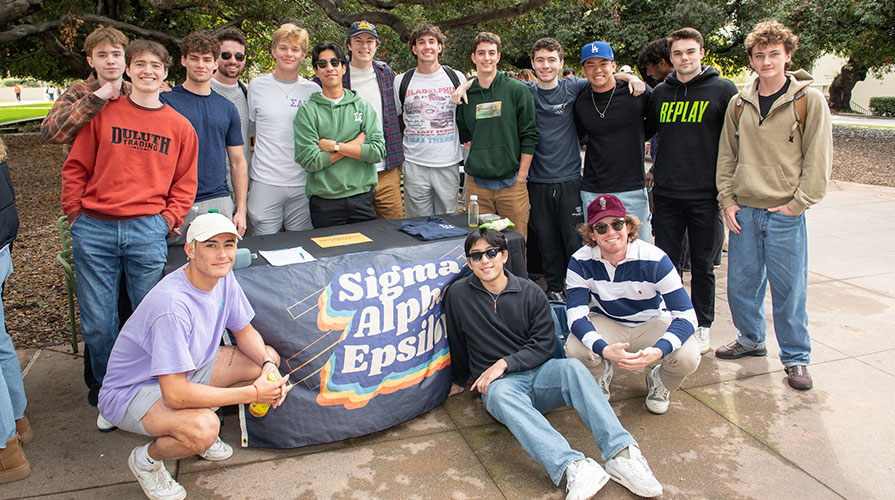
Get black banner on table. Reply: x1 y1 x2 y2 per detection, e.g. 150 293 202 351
236 239 466 448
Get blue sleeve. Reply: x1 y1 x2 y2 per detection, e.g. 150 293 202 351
224 100 243 147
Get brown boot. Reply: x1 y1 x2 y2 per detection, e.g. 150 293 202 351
15 415 33 445
0 435 30 483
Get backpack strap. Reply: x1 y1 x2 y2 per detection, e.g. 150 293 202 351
398 68 416 108
733 91 745 139
442 65 461 89
238 80 248 99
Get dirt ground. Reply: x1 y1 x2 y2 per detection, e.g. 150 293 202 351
2 125 894 348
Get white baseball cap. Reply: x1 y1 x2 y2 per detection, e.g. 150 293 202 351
186 213 241 244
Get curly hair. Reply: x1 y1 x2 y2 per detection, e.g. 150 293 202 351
637 38 670 69
577 214 642 248
471 32 501 54
531 37 563 60
84 26 128 57
408 23 445 54
179 31 220 59
745 20 798 57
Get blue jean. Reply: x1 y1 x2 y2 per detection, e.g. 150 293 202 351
70 215 168 383
582 188 651 242
727 206 810 366
481 358 637 485
0 245 26 445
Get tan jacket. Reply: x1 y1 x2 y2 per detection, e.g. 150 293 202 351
716 70 832 215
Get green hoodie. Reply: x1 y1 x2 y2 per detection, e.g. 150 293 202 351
456 72 538 180
293 89 385 199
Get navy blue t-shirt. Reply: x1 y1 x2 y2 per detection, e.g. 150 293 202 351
161 85 243 202
526 78 590 183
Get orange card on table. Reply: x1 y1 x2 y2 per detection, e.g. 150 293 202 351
311 232 373 248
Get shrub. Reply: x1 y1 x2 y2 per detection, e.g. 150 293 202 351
869 96 895 117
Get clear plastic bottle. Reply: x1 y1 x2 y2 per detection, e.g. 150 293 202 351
248 372 280 418
468 195 479 227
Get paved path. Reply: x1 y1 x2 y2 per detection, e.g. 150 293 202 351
832 113 895 127
5 180 894 499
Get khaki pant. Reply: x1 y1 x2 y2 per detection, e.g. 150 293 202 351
465 177 530 240
564 314 700 391
374 167 404 219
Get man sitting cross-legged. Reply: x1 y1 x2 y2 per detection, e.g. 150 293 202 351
98 213 290 500
445 228 663 499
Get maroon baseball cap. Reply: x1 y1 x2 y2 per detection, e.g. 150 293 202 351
586 194 627 225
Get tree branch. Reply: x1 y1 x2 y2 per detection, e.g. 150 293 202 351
0 0 44 26
0 19 62 45
436 0 551 32
77 13 182 45
212 15 249 33
38 32 91 77
359 0 442 9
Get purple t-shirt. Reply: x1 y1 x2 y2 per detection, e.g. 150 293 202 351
98 265 254 425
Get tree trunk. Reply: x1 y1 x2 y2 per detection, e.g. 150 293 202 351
828 58 868 112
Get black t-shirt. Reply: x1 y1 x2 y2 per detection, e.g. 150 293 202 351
759 79 791 118
574 80 652 193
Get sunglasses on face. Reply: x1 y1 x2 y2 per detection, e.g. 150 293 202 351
467 247 502 262
220 52 246 61
593 219 626 234
314 58 343 69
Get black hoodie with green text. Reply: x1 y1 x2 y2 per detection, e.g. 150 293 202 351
646 66 737 199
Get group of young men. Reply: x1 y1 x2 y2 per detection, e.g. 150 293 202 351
19 14 830 500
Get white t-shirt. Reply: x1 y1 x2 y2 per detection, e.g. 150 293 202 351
350 65 385 172
247 74 320 186
394 68 466 167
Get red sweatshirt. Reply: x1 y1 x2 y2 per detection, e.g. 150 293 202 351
61 96 198 229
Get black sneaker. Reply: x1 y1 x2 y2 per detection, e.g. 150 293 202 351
546 290 565 303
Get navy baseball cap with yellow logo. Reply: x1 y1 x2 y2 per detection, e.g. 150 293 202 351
348 21 379 39
580 41 614 63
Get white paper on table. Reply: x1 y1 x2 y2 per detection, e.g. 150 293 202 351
258 247 317 266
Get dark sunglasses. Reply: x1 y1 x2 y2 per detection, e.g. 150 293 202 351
220 51 246 61
467 247 502 262
593 219 626 234
314 58 343 69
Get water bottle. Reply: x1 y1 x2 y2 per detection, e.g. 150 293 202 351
468 195 479 227
248 371 280 418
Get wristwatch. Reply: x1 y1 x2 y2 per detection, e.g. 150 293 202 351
333 141 340 153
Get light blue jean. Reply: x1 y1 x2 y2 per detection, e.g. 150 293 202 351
70 215 168 383
727 206 810 366
581 188 651 243
0 245 26 446
481 358 637 485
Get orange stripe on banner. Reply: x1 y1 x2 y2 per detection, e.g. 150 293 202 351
287 329 337 364
287 336 343 375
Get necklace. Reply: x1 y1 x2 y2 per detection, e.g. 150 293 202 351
272 77 299 100
590 84 616 119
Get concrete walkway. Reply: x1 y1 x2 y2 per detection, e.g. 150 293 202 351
5 180 894 500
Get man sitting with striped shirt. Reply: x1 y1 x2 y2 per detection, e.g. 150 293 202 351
564 194 700 415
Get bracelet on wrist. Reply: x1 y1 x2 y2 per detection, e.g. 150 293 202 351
261 360 277 370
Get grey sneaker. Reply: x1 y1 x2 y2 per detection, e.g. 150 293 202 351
597 362 613 400
564 457 609 500
127 447 186 500
199 436 233 461
693 326 711 355
606 445 663 497
645 366 670 415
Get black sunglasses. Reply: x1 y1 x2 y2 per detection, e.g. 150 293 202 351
467 247 502 262
314 58 343 69
220 51 246 61
593 219 626 234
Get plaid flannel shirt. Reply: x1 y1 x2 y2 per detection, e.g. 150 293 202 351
40 74 132 159
336 60 404 171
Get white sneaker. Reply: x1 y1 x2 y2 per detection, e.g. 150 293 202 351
199 436 233 461
127 447 186 500
564 457 609 500
597 362 613 400
606 445 663 497
97 412 117 432
694 326 711 354
645 366 670 415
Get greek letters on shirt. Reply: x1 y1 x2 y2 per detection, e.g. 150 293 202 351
659 100 710 123
110 126 171 155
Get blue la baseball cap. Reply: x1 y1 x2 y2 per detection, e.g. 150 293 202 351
580 41 615 63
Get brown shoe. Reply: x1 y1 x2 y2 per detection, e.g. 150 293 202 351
0 435 31 484
715 340 768 360
15 415 32 446
785 365 813 391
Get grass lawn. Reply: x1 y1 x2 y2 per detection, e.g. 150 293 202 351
0 103 53 124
